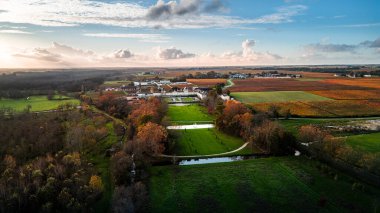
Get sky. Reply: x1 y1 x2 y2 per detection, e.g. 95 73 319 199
0 0 379 68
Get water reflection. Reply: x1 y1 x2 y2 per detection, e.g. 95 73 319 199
179 155 258 166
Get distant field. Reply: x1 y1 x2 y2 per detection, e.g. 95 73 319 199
231 91 331 103
346 132 380 153
229 78 365 92
309 90 380 100
149 157 380 212
168 104 214 124
0 95 80 112
252 100 380 118
324 78 380 90
186 79 227 86
171 128 253 156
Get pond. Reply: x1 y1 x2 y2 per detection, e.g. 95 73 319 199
178 155 267 166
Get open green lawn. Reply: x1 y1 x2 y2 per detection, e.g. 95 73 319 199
149 156 380 213
346 132 380 153
171 128 254 156
231 91 331 103
168 104 214 124
0 95 80 112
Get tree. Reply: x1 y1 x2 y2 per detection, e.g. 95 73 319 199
111 151 132 185
298 125 327 145
136 122 168 156
252 121 294 154
89 175 103 193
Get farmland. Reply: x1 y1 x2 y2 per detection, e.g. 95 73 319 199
186 78 227 86
309 90 380 100
324 78 380 89
346 133 380 153
168 104 214 124
0 95 80 112
229 78 364 92
251 100 380 118
231 91 331 103
170 128 253 156
149 156 380 213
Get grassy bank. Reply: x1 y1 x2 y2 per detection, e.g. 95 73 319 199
149 156 380 213
168 104 214 124
170 128 253 156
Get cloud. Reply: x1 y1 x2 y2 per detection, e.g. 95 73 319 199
0 0 306 29
325 23 380 28
303 37 380 56
252 5 307 24
242 39 255 57
304 43 357 53
83 33 170 43
113 50 133 59
360 37 380 48
220 39 282 62
0 29 32 34
14 48 62 62
203 0 226 13
50 42 95 56
156 47 196 59
146 0 226 20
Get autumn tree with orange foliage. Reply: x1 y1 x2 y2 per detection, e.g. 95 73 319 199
135 122 168 156
216 100 252 138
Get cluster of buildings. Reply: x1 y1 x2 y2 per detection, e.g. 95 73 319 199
229 72 302 79
104 78 231 102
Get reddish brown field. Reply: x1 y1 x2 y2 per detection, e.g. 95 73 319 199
309 90 380 100
187 78 227 86
251 101 332 117
323 78 380 89
229 79 364 92
251 100 380 117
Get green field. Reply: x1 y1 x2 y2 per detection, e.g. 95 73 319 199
171 128 253 156
346 132 380 153
231 91 331 103
168 104 214 124
0 95 80 112
149 157 380 213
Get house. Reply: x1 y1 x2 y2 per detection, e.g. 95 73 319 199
230 73 248 79
121 85 137 93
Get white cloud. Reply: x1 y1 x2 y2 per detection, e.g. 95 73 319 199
8 40 285 68
0 0 307 29
83 33 170 43
14 48 62 62
156 47 196 59
252 5 307 24
113 49 133 59
0 29 32 34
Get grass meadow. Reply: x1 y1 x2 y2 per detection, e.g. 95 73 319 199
170 128 254 156
231 91 331 103
0 95 80 112
149 156 380 213
168 104 214 124
346 132 380 153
